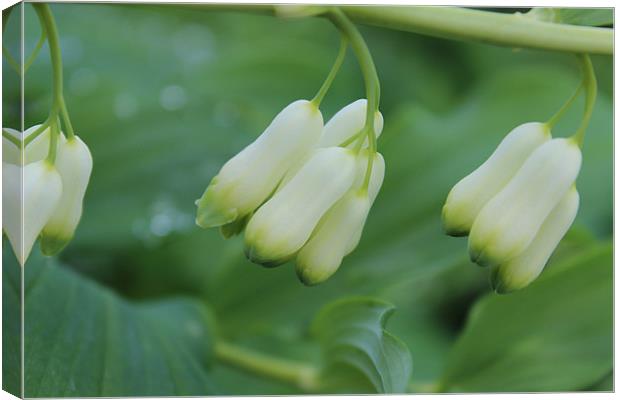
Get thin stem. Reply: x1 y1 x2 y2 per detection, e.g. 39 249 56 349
546 81 584 128
214 341 319 391
46 117 59 164
326 8 380 190
342 6 613 55
2 129 20 147
311 36 348 107
59 97 75 138
33 4 63 114
24 120 50 146
572 54 597 146
2 45 20 75
23 30 47 73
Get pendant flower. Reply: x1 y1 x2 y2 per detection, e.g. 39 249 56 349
442 123 582 292
195 98 386 285
2 125 92 265
195 100 323 230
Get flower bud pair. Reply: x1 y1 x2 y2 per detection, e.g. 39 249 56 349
2 125 92 265
442 122 582 292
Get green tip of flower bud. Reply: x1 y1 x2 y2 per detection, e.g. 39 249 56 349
441 204 469 237
489 266 515 294
39 233 72 256
195 200 238 229
295 263 331 286
220 215 250 239
243 245 290 268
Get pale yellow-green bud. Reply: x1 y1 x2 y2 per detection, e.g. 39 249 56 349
442 122 551 236
295 151 385 285
196 100 323 229
318 99 383 149
40 136 93 255
244 147 357 267
468 138 582 267
2 160 62 266
491 186 579 293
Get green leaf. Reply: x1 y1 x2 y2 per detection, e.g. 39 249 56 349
554 8 613 26
439 242 612 392
526 8 613 26
3 242 219 397
312 297 412 393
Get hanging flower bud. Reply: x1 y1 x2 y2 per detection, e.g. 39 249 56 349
490 186 579 293
244 147 357 267
2 124 56 165
39 136 93 255
276 100 383 190
296 151 385 285
442 122 551 236
2 160 63 266
196 100 323 229
468 138 581 267
318 99 384 148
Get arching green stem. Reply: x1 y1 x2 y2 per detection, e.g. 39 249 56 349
325 8 380 190
546 80 584 128
23 30 47 74
46 118 60 164
311 35 348 107
33 4 63 114
572 54 597 146
2 45 20 75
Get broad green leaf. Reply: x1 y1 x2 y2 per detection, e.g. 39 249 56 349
2 242 219 397
555 8 613 26
526 8 613 26
2 240 22 397
439 242 612 392
312 297 412 393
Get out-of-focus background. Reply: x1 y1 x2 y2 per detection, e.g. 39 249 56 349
2 4 613 396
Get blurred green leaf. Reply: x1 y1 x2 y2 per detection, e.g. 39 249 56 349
6 242 219 397
554 8 613 26
439 241 612 392
2 240 21 397
312 297 412 393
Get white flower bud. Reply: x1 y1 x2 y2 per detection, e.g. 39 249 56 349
40 136 93 255
296 191 370 285
491 186 579 293
196 100 323 228
244 147 357 266
295 151 385 285
2 124 57 165
2 160 63 266
468 138 582 267
318 99 383 149
442 122 551 236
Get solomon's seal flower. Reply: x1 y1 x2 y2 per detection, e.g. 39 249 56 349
296 150 385 285
40 135 93 255
244 147 358 266
195 100 323 230
442 122 551 236
468 138 581 267
490 186 579 293
3 160 63 266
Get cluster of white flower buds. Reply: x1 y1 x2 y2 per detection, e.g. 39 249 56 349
2 125 92 266
196 99 384 285
442 122 582 293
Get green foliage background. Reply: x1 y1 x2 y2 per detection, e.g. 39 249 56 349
2 4 613 396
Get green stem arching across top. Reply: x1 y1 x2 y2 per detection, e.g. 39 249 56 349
572 54 597 147
325 8 380 191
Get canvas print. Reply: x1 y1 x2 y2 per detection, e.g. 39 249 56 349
1 2 613 397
